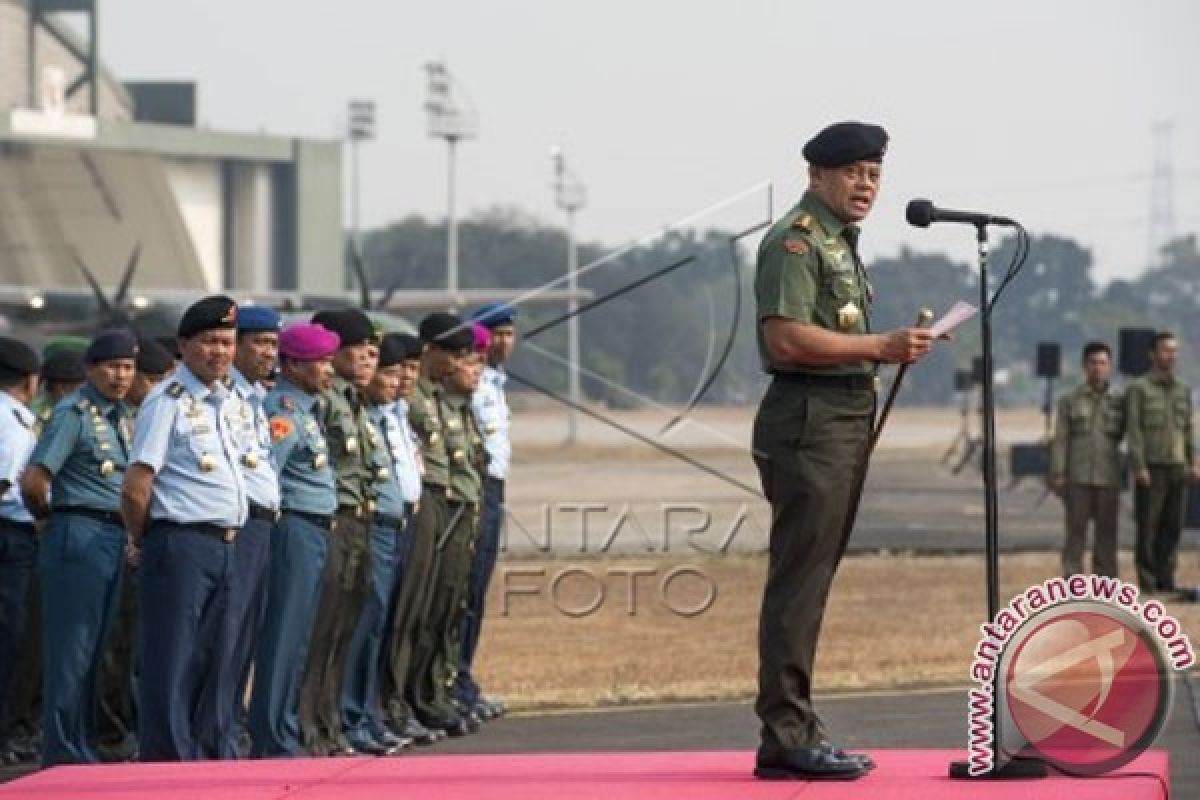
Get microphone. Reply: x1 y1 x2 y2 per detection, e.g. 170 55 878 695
906 198 1016 228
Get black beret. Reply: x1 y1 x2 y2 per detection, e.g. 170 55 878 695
418 312 474 352
377 333 407 368
802 121 888 167
393 333 423 361
136 337 175 374
178 295 238 339
312 309 377 348
40 349 85 384
0 337 40 380
85 329 139 364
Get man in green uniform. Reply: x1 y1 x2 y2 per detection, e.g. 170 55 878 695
751 121 934 781
299 309 385 755
1048 342 1124 578
411 347 485 733
1126 331 1198 593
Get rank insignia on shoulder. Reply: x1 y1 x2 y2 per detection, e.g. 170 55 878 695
792 213 814 232
167 383 185 398
269 416 294 443
783 238 809 255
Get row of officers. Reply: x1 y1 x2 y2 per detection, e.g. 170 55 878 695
1048 334 1197 590
0 297 518 765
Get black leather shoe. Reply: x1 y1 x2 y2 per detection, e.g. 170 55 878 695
398 718 441 746
754 747 868 781
820 741 875 771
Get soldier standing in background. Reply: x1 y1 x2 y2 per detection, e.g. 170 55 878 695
1126 331 1199 594
1048 341 1124 578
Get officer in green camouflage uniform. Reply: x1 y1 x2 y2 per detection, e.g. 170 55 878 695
1049 341 1124 578
411 348 485 732
299 309 386 755
751 122 934 782
1126 331 1198 593
381 313 475 741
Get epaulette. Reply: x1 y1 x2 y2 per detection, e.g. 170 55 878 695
166 382 185 398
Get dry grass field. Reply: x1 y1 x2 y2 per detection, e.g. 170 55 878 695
472 551 1200 711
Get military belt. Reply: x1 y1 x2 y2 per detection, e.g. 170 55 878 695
772 372 875 392
54 506 124 527
284 509 337 532
422 480 452 499
338 502 374 521
0 518 36 536
152 519 238 544
248 502 281 524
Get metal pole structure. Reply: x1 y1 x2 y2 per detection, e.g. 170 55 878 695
565 204 581 443
446 136 459 297
347 98 375 256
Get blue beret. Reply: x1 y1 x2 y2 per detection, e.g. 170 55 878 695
803 121 888 167
85 329 139 364
236 305 281 333
470 302 518 329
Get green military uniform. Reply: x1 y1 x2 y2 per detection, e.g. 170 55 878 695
299 374 384 754
382 375 451 729
752 188 876 755
410 386 483 726
1126 372 1195 591
1049 382 1124 578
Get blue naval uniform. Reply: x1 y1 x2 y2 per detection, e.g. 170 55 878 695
456 365 510 706
208 368 280 758
341 401 422 746
132 365 248 761
31 384 134 765
0 391 38 748
248 377 337 757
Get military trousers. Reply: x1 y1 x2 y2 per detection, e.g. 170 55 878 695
137 521 237 761
96 562 138 760
340 514 402 745
198 513 272 759
381 489 446 727
1061 484 1119 578
38 513 125 766
751 377 873 753
411 499 478 726
1134 464 1188 592
247 512 329 757
455 477 504 706
298 510 371 755
0 520 37 747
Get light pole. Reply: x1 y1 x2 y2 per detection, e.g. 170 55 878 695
424 62 478 303
347 99 375 255
551 146 586 444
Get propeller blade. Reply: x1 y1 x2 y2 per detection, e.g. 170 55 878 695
347 240 372 310
70 248 113 314
113 242 141 308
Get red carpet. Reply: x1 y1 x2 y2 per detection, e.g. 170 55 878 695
0 749 1169 799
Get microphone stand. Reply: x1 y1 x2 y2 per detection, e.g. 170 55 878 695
948 223 1048 780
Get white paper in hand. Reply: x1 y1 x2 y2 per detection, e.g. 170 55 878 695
929 301 978 338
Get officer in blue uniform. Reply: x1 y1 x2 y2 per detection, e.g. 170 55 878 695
456 303 516 720
209 305 283 759
0 338 41 763
20 330 137 765
120 296 249 761
248 322 340 757
341 333 422 754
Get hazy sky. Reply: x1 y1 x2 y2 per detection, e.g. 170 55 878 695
100 0 1199 285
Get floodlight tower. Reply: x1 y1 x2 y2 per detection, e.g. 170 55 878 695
424 62 478 301
551 146 587 444
347 98 376 252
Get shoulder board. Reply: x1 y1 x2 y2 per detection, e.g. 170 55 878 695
166 382 185 398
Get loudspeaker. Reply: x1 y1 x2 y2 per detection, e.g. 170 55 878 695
971 356 985 385
954 369 973 392
1118 328 1156 378
1010 443 1050 478
1036 342 1061 379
